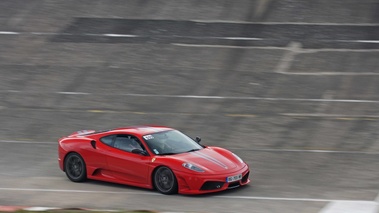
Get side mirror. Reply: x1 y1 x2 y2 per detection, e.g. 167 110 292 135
195 136 201 143
132 149 148 156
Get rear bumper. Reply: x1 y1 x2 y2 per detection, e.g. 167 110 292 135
175 165 250 194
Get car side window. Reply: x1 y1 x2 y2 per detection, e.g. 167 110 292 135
113 135 144 153
100 135 115 146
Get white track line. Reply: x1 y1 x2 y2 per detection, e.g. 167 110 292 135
1 31 378 44
23 207 61 211
319 201 378 213
215 195 367 202
172 43 299 49
3 90 379 103
277 71 379 76
0 31 140 38
274 42 379 76
229 148 379 155
338 40 379 44
0 31 262 41
2 140 379 155
280 113 379 118
0 140 54 144
0 187 160 196
172 43 379 52
120 94 379 103
0 187 373 202
222 37 262 40
2 30 379 51
189 20 379 26
56 91 90 95
0 31 20 35
102 34 138 37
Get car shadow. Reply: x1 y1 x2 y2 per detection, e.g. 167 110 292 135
80 179 156 193
69 179 252 197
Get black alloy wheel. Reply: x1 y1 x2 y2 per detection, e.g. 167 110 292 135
64 152 87 182
153 166 178 194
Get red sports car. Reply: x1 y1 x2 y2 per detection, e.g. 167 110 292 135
58 125 250 194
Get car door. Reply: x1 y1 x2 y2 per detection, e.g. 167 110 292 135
106 134 151 184
83 134 115 178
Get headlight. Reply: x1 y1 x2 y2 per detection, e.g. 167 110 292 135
182 162 204 172
232 153 244 163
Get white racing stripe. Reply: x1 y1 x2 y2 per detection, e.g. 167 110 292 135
190 151 228 169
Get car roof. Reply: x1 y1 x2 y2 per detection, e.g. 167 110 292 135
111 125 173 136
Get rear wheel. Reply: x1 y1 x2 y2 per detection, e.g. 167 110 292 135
153 166 178 194
64 152 87 182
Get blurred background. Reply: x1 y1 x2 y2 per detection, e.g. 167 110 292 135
0 0 379 213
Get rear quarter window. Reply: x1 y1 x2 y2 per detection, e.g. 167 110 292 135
100 135 114 146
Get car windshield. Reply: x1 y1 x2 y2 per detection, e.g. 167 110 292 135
143 130 203 155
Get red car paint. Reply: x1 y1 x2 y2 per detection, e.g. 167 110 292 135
58 125 250 194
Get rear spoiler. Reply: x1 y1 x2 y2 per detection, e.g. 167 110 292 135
68 130 96 137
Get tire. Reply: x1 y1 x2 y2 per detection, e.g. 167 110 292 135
153 166 178 194
64 152 87 182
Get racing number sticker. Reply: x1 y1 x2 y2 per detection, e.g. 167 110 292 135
143 135 154 140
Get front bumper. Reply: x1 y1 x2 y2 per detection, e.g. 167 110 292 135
174 165 250 194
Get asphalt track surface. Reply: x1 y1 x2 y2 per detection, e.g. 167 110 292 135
1 0 379 212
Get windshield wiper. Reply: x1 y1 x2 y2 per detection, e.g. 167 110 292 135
187 148 201 152
159 152 177 155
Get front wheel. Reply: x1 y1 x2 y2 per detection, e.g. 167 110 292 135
153 166 178 194
64 152 87 182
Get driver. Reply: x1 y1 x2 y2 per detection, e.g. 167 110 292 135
129 138 142 150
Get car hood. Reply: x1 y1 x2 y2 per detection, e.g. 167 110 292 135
170 147 238 172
